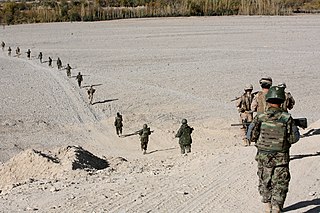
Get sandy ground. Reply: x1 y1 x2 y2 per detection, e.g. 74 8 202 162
0 15 319 212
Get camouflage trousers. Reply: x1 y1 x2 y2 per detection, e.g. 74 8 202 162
140 137 149 151
116 126 122 135
180 144 191 154
256 156 290 207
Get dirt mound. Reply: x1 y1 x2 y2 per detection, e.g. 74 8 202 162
0 146 108 191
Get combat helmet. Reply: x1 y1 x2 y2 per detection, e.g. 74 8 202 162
278 82 286 88
244 84 253 91
265 86 285 103
143 124 148 129
259 77 272 88
181 119 187 124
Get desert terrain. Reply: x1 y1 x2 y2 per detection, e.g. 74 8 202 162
0 15 319 212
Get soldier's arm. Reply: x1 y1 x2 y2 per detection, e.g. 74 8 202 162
175 127 182 138
250 95 258 112
247 115 261 142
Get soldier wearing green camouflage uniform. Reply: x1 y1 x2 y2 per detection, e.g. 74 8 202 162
248 86 300 213
1 41 5 51
114 112 123 136
138 124 153 154
57 57 62 69
251 77 272 114
26 49 31 59
175 119 194 154
278 83 295 112
236 84 254 146
76 72 83 87
65 64 72 77
8 47 11 56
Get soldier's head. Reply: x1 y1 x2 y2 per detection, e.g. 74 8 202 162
266 86 285 105
278 82 286 89
143 124 148 129
181 119 187 124
259 77 272 89
244 84 253 92
117 112 120 117
78 72 81 75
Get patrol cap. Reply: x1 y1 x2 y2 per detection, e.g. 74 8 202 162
182 119 187 124
266 86 285 103
244 84 253 91
259 77 272 88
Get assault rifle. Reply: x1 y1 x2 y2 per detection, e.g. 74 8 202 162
120 130 154 138
231 118 308 129
231 91 258 102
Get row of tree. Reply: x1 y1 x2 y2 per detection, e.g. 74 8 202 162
0 0 320 25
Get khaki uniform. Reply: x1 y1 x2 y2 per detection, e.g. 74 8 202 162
237 92 254 146
251 91 268 113
281 92 295 112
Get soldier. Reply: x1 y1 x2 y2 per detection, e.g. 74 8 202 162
138 124 153 154
175 119 194 155
87 85 95 105
251 77 272 114
57 57 62 69
26 49 31 59
38 52 43 63
48 57 53 67
15 47 20 56
8 47 11 56
76 72 83 87
1 41 5 51
278 83 295 112
236 84 254 146
247 86 300 213
114 112 123 136
65 64 72 77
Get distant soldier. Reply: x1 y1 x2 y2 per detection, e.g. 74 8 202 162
26 49 31 59
57 57 62 69
1 41 5 51
15 47 20 56
278 83 295 112
8 46 11 56
236 84 254 146
65 64 72 77
251 77 272 114
175 119 194 155
114 112 123 136
138 124 153 154
48 57 53 67
76 72 83 87
38 52 43 63
87 85 95 105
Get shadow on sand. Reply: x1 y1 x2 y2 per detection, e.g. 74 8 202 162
92 99 118 105
147 147 178 155
283 198 320 212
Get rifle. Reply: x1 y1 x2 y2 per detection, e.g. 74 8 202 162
119 130 154 138
82 84 103 88
231 118 308 129
231 91 258 102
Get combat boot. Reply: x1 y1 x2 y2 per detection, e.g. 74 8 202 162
264 202 271 213
271 205 281 213
143 150 146 155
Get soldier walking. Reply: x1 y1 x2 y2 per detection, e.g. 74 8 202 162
26 49 31 59
15 47 20 57
65 64 72 77
8 47 11 56
57 57 62 69
175 119 194 155
76 72 83 87
87 85 95 105
251 77 272 113
38 52 43 63
114 112 123 136
1 41 5 51
247 86 300 213
278 83 295 112
48 57 53 67
236 84 254 146
138 124 153 154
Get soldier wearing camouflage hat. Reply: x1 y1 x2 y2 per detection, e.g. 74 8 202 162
278 83 295 112
247 86 300 213
251 77 272 113
236 84 254 146
175 119 194 155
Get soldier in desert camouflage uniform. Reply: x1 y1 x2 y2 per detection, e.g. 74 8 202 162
236 84 254 146
251 77 272 114
247 86 300 213
278 83 295 112
138 124 153 154
175 119 194 155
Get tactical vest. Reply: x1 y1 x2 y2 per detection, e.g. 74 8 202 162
141 128 150 138
256 111 291 152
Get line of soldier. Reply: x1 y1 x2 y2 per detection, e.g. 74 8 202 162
1 40 96 105
235 77 301 213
